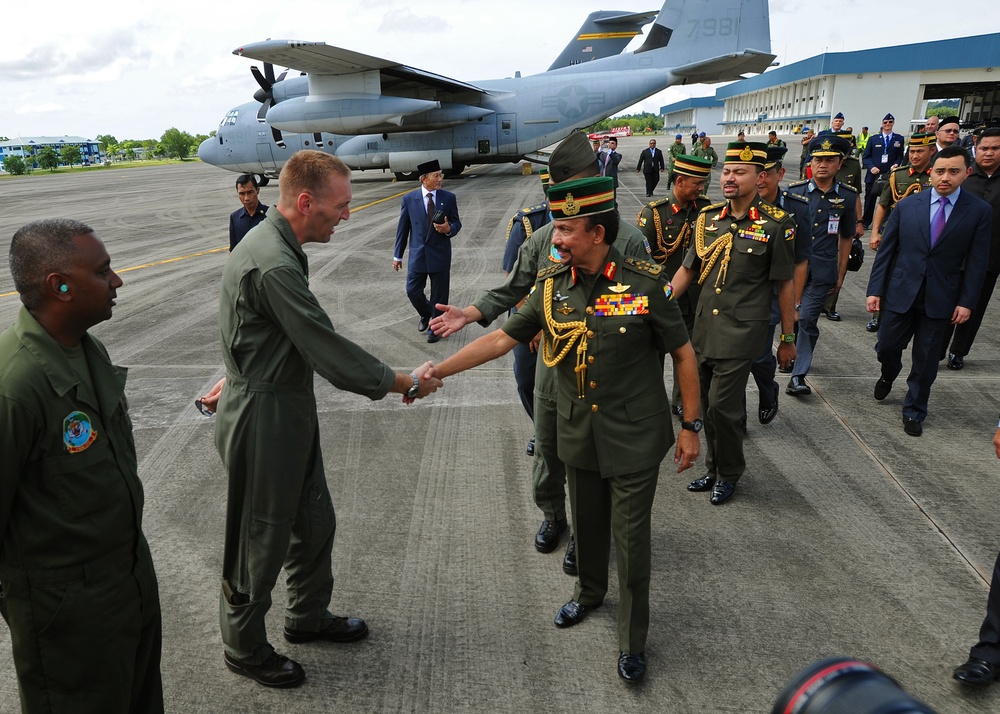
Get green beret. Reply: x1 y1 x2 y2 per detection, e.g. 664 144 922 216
547 177 615 219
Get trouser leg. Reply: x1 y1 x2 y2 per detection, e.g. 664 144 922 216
951 270 999 357
902 312 950 421
427 270 451 321
793 279 833 378
875 308 913 384
609 467 659 654
284 436 336 630
970 551 1000 666
405 270 432 318
700 354 754 482
567 466 610 608
532 394 567 522
512 340 536 420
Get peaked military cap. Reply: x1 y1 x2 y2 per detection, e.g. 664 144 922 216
724 141 768 166
883 113 895 122
764 145 788 169
808 135 850 157
549 132 600 183
672 154 713 178
834 112 845 120
547 177 615 219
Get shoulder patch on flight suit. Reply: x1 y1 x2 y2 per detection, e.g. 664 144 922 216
624 256 663 276
758 202 787 221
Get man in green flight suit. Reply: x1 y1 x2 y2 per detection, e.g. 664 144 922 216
671 142 798 505
198 151 442 689
636 154 713 413
430 176 702 684
431 131 652 575
0 219 163 713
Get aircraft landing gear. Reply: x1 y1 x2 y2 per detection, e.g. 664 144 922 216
253 174 270 187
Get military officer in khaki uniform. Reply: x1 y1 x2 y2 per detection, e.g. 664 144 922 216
671 142 798 505
431 132 651 574
866 133 935 332
199 151 442 689
432 176 701 684
636 154 713 412
0 219 163 713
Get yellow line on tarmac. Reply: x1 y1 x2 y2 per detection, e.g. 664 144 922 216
0 189 410 298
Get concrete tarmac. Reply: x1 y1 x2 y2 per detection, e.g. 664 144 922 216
0 137 998 712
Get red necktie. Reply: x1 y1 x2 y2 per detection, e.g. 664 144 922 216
931 195 949 247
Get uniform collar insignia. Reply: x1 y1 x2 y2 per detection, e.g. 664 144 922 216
749 206 760 221
603 261 617 282
671 203 681 215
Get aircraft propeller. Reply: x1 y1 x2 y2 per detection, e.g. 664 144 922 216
250 62 287 148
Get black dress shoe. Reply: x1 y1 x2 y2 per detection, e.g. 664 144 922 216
758 381 779 424
671 403 683 419
534 518 567 553
426 330 440 343
562 536 577 576
224 651 305 688
554 600 589 628
526 436 535 456
953 657 1000 688
903 417 922 437
618 652 647 683
687 474 715 492
826 310 842 321
417 316 429 332
874 377 892 401
710 480 736 505
786 375 811 396
866 317 880 332
284 615 369 643
948 353 965 370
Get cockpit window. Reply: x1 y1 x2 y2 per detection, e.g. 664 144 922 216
221 110 239 127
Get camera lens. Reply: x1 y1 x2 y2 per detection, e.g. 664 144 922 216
772 657 936 714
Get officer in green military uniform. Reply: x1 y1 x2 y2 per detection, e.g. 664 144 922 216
672 142 798 505
431 132 651 574
866 132 935 332
0 219 163 713
636 154 713 412
432 176 702 684
666 133 688 189
200 151 441 689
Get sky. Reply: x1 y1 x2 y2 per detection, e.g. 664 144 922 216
1 0 993 141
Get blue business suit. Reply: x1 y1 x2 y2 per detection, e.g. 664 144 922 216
867 188 992 420
394 188 461 323
861 131 906 225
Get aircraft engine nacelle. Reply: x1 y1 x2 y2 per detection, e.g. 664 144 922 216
266 94 440 134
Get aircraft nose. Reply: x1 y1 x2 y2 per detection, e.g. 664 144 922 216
198 136 222 166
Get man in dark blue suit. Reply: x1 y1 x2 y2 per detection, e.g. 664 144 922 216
861 113 907 227
393 160 462 343
866 146 993 436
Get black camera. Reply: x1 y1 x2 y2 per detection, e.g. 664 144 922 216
773 657 936 714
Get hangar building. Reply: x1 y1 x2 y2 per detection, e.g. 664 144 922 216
661 33 1000 136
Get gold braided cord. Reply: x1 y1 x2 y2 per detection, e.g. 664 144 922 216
694 213 733 288
540 278 590 398
890 170 927 204
522 214 534 240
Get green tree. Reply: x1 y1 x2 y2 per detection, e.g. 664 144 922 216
37 146 59 171
61 145 81 167
160 127 195 159
3 155 26 175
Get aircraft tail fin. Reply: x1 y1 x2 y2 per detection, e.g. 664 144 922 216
547 8 659 71
637 0 773 72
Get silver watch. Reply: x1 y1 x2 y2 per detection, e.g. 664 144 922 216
406 373 420 398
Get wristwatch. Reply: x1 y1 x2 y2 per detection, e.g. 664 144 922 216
779 333 796 343
681 419 703 433
406 373 420 399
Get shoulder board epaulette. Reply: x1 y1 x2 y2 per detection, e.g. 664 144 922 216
521 203 547 214
787 179 808 189
646 197 672 208
759 202 787 220
624 256 663 276
700 201 725 214
782 191 809 204
840 183 858 194
537 262 568 279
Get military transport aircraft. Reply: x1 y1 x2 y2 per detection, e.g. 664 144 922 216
198 0 774 184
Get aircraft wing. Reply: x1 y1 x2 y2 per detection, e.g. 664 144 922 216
234 40 490 96
669 49 777 85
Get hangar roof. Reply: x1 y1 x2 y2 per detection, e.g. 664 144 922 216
715 32 1000 99
659 96 725 114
